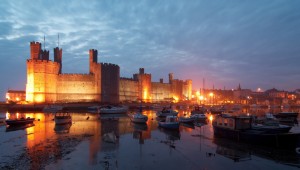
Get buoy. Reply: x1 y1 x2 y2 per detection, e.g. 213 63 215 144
295 147 300 154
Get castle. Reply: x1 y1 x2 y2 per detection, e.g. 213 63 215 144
8 42 192 104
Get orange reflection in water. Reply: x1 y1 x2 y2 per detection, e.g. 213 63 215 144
209 115 214 123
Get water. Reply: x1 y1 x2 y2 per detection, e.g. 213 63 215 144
0 109 300 170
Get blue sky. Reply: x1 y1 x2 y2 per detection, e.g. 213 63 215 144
0 0 300 100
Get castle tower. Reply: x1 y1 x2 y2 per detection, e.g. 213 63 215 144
89 49 98 74
41 50 49 60
30 42 41 59
26 42 60 103
169 73 173 84
54 47 63 74
133 68 152 102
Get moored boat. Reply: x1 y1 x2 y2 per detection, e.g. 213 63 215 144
213 113 300 149
158 115 179 130
129 112 148 124
99 105 128 114
191 105 206 115
273 112 298 119
5 117 35 126
54 113 72 125
156 107 178 117
178 116 194 123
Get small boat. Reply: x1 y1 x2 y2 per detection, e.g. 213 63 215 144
252 113 292 133
251 123 292 134
6 123 35 132
191 106 206 115
158 115 179 130
54 113 72 125
179 116 195 123
156 107 178 117
99 105 128 114
43 105 63 113
5 117 35 126
190 113 207 120
129 112 148 124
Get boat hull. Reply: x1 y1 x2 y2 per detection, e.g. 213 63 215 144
5 118 35 126
213 126 300 149
131 117 148 123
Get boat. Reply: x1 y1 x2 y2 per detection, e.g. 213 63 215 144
43 105 63 113
54 112 72 125
190 113 207 120
212 113 300 149
251 123 292 134
191 105 206 115
156 107 178 117
6 123 35 132
5 117 35 126
129 112 148 124
178 116 195 123
158 115 179 130
273 112 298 119
99 105 128 114
252 113 292 133
273 112 298 125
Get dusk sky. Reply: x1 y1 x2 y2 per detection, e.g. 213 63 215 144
0 0 300 100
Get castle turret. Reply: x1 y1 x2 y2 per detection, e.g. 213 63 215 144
169 73 173 84
89 49 98 74
54 47 62 73
30 42 41 59
139 68 144 74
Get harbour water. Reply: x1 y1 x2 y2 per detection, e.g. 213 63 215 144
0 108 300 170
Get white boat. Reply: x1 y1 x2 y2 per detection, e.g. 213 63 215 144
54 113 72 125
179 116 195 123
156 107 178 117
129 112 148 124
43 105 63 113
158 115 179 130
99 105 128 114
190 114 207 120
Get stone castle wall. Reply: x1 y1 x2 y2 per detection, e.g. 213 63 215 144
151 82 172 102
56 74 97 102
119 78 139 102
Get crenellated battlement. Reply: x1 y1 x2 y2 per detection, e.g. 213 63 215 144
27 59 60 65
30 41 40 45
100 62 119 68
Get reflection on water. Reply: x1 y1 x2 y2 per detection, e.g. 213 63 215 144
1 109 300 169
6 123 35 132
54 123 72 134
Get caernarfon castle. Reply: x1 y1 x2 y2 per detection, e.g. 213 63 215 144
9 42 192 104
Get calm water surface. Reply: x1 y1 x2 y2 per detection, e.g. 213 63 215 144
0 108 300 170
